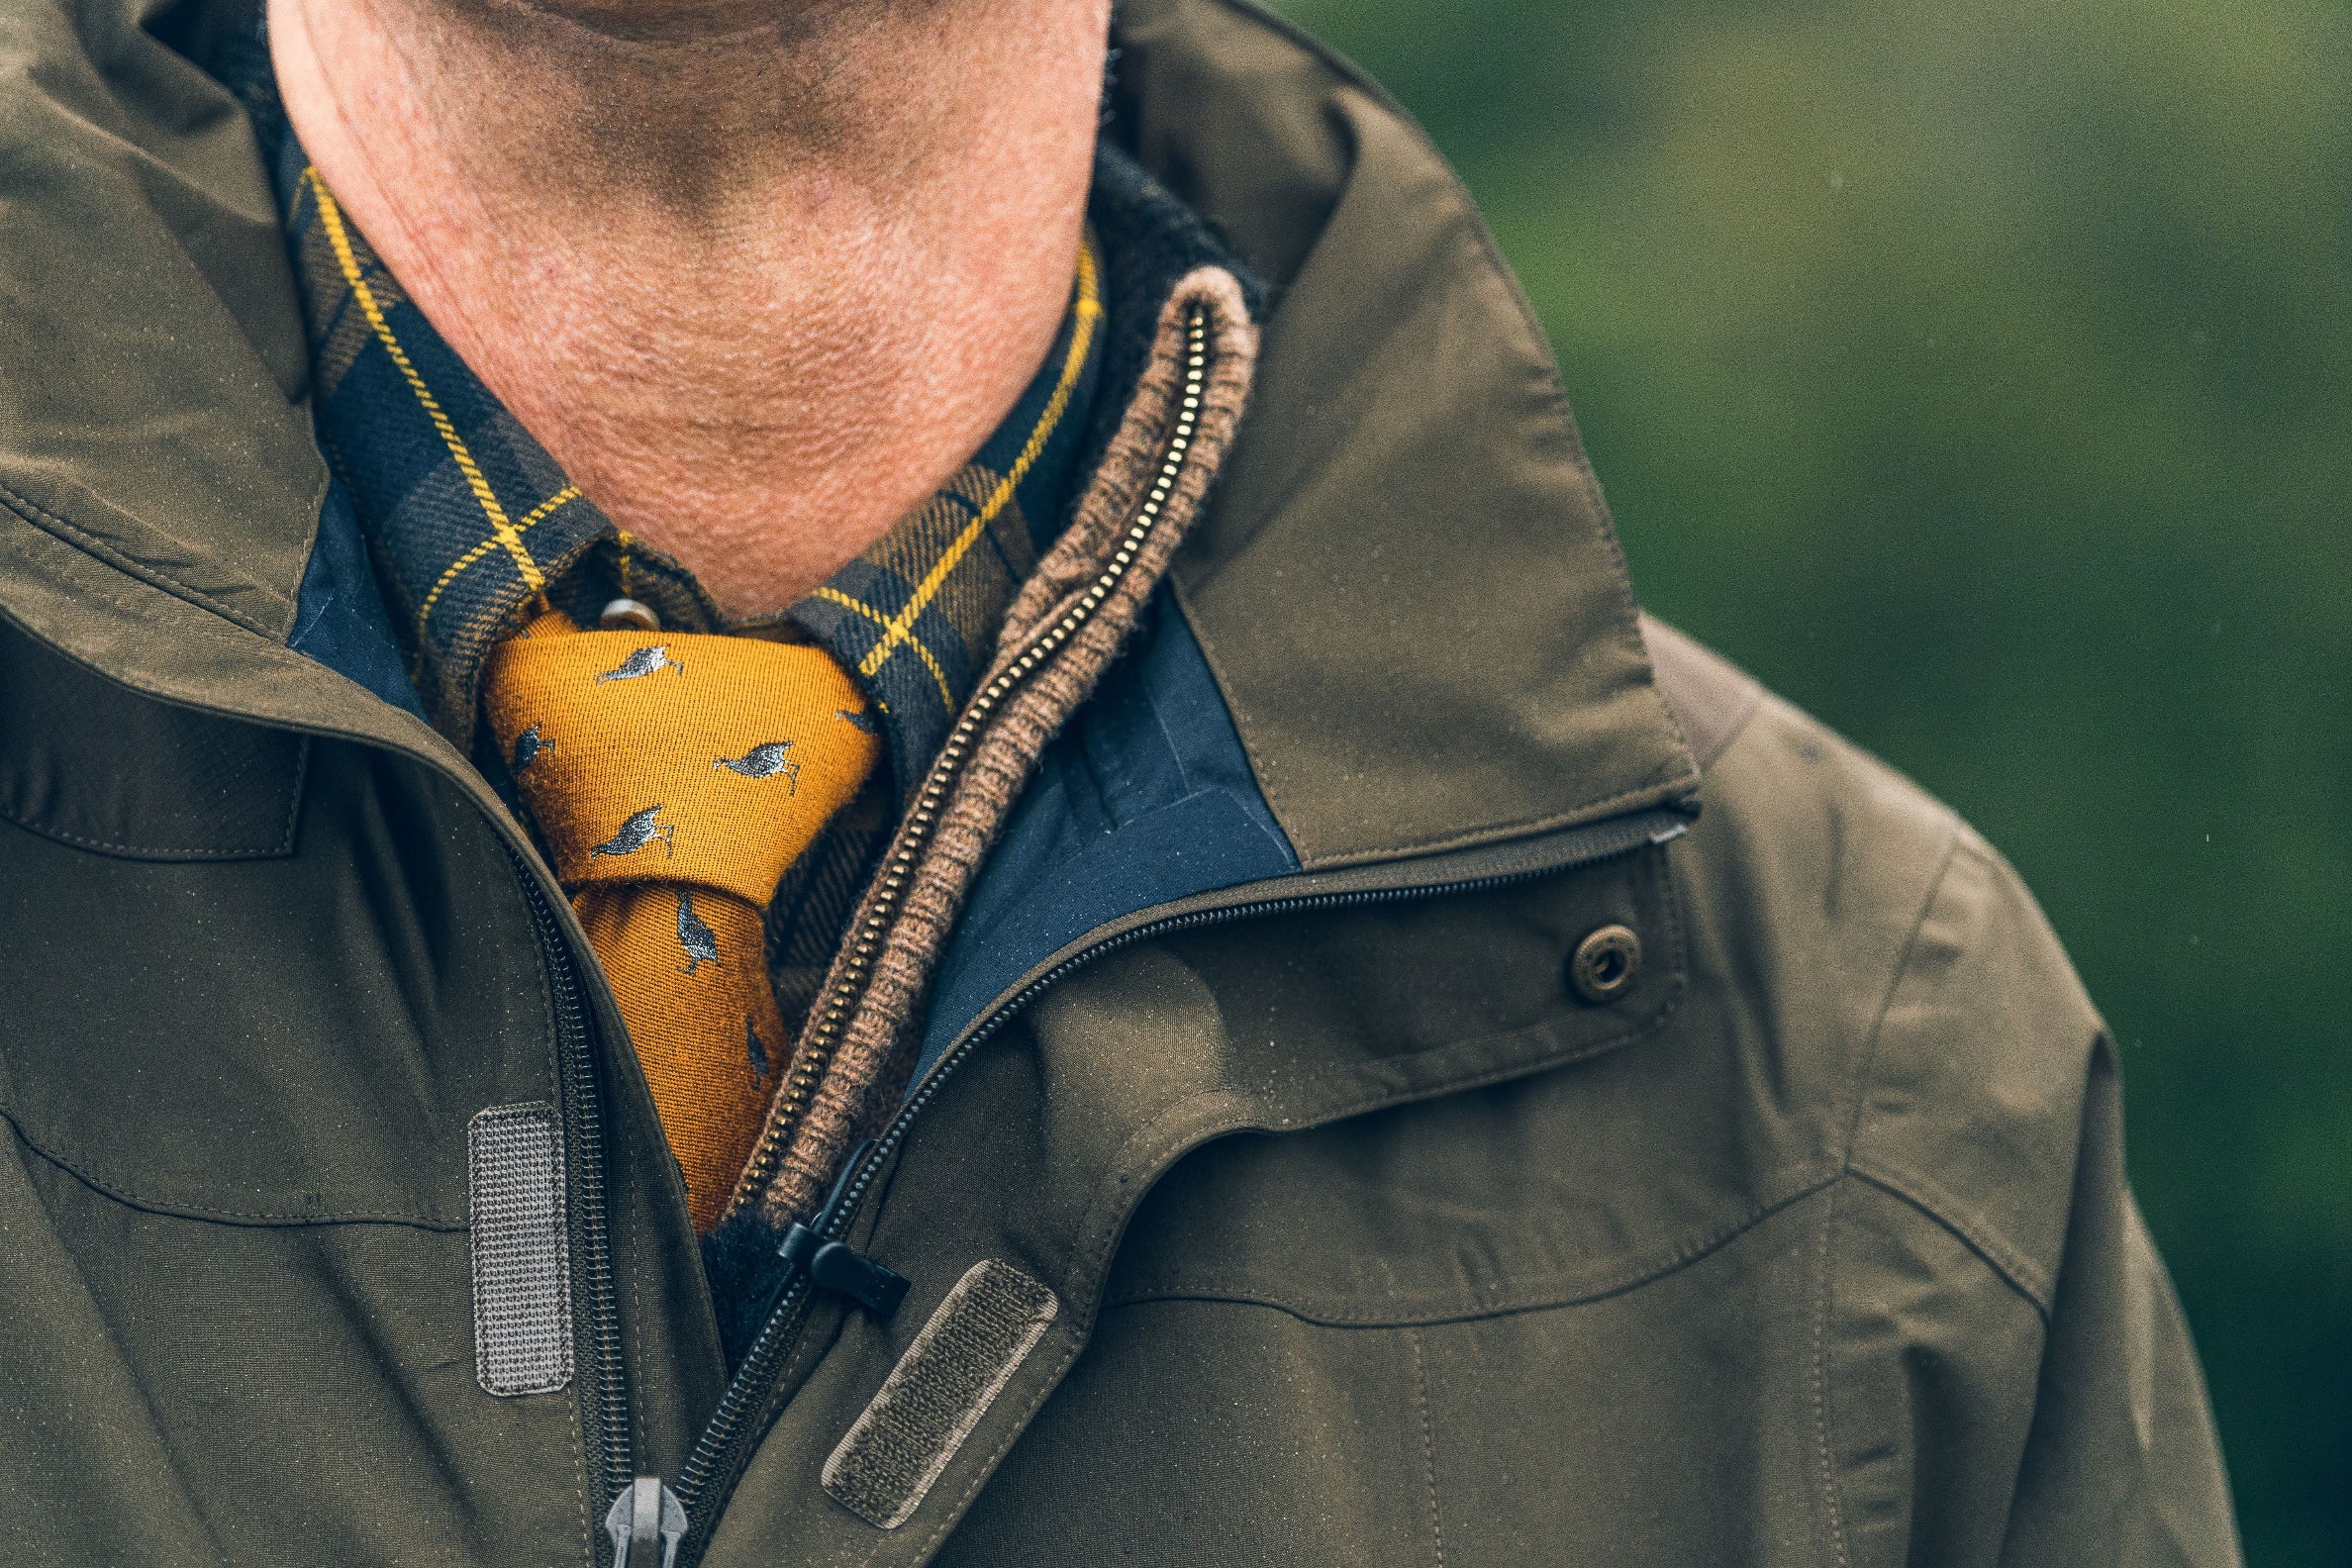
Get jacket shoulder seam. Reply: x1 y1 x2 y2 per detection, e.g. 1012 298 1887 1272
1838 831 2069 1323
1845 1159 2056 1319
1834 822 1965 1164
1638 614 1764 772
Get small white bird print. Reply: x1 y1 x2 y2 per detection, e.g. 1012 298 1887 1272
675 890 720 974
590 804 676 858
594 645 686 683
713 740 800 791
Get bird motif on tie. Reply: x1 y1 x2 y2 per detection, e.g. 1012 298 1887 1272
675 891 720 975
594 644 687 683
714 740 800 787
592 805 676 858
511 723 554 772
482 608 881 1230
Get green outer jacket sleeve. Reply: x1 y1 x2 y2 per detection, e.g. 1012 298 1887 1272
1998 1033 2243 1567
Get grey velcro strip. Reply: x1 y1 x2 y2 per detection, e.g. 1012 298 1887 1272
823 1259 1059 1528
467 1102 573 1397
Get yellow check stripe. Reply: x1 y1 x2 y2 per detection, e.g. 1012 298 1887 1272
415 485 581 638
809 586 954 711
304 167 547 593
856 239 1104 684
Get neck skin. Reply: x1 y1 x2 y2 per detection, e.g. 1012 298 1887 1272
268 0 1109 618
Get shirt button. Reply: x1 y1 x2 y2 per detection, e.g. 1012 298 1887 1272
1568 924 1642 1004
599 597 661 632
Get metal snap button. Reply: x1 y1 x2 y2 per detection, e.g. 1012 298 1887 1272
599 597 661 632
1568 924 1642 1004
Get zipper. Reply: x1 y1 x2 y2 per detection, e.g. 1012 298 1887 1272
603 1475 687 1568
665 296 1219 1562
572 290 1228 1565
624 285 1686 1556
515 862 635 1539
663 804 1689 1560
716 305 1218 1228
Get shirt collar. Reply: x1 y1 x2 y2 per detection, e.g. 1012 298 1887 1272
263 127 1105 797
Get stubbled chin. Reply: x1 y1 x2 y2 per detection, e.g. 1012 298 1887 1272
477 0 884 48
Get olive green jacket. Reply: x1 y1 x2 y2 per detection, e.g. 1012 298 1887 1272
0 1 2238 1564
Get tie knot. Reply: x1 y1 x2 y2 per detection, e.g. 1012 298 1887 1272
484 611 883 906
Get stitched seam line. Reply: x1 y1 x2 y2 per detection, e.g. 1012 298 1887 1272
856 239 1104 683
0 481 283 638
1098 1171 1841 1327
304 168 546 592
4 1114 462 1229
1847 1159 2056 1320
1810 1180 1852 1568
0 813 286 860
278 726 312 852
1409 1327 1449 1568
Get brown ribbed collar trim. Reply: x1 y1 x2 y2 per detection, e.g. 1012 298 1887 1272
725 266 1260 1235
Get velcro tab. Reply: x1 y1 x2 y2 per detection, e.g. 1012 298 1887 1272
822 1259 1059 1528
468 1103 573 1397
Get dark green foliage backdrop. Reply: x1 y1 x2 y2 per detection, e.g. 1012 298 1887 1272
1260 0 2351 1559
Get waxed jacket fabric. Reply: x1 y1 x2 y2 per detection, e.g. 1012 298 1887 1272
0 1 2240 1565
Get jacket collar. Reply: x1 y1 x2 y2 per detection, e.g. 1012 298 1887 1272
1122 0 1698 867
0 0 1695 876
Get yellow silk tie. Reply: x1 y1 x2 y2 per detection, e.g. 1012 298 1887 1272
483 610 882 1230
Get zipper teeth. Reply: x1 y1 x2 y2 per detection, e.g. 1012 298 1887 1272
725 306 1215 1223
671 810 1673 1533
865 807 1687 1179
675 306 1215 1519
672 885 1518 1522
832 859 1603 1225
516 868 632 1507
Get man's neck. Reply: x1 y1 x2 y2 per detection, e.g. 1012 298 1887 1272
268 0 1109 617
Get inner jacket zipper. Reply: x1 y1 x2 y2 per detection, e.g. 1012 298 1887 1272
663 301 1223 1560
662 809 1686 1564
586 297 1694 1563
602 300 1222 1566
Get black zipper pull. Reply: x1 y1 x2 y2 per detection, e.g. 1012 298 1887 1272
603 1476 685 1568
773 1139 910 1317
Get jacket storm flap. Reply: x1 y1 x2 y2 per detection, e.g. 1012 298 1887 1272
0 0 2238 1563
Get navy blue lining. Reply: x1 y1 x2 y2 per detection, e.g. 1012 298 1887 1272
288 479 428 721
918 594 1298 1076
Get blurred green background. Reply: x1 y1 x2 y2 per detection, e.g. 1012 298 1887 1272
1258 0 2350 1560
